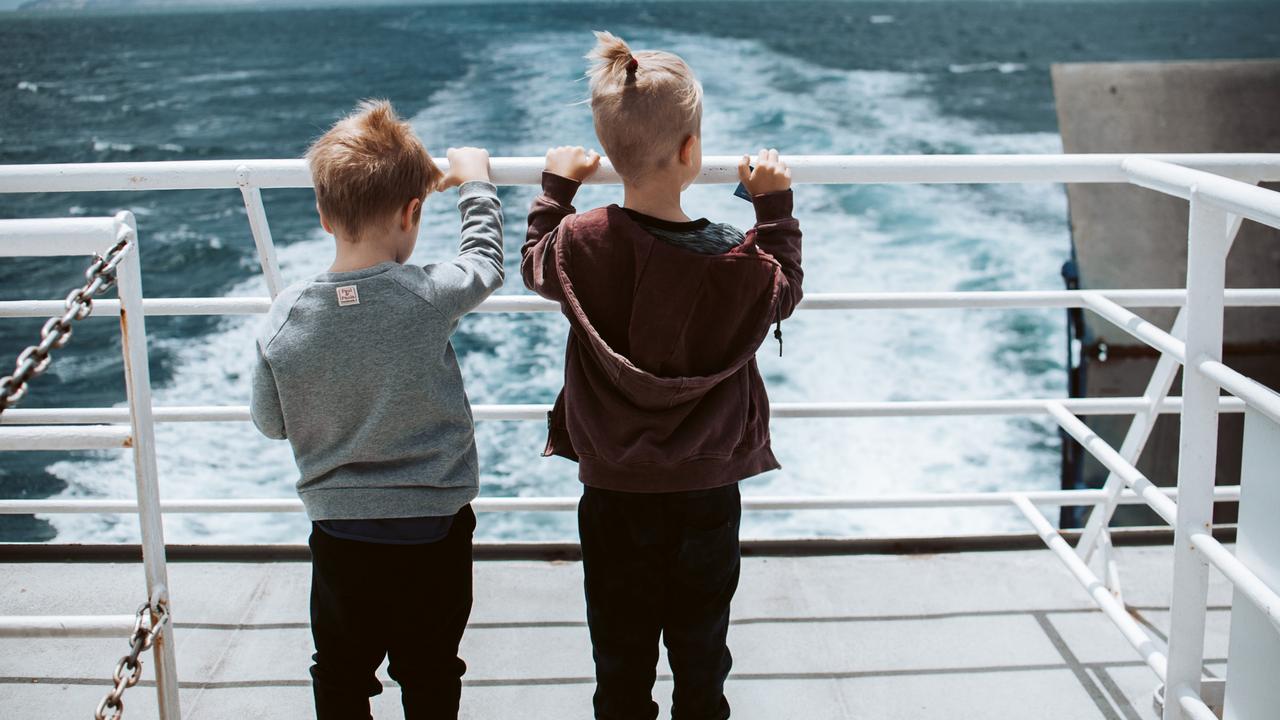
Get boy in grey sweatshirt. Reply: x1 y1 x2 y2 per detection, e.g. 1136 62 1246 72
249 100 503 720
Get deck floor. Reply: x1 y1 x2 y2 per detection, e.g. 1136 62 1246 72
0 544 1234 719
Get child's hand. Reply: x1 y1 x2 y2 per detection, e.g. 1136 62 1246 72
545 146 602 182
438 147 491 190
737 149 791 195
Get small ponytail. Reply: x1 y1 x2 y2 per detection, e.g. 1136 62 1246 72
587 30 637 87
584 32 703 180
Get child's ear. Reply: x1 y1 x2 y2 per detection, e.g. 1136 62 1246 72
679 135 698 167
403 197 423 230
317 203 334 235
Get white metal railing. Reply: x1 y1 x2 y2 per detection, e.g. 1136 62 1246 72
2 154 1279 720
0 212 180 718
2 153 1277 191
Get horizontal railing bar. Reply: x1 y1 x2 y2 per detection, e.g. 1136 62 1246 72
0 397 1250 426
0 296 272 318
796 289 1280 310
3 406 250 424
1123 157 1280 230
2 154 1280 194
1013 495 1170 680
1046 403 1179 525
1190 531 1280 634
0 217 123 257
0 615 136 638
1082 293 1187 362
1197 357 1280 426
0 425 131 451
5 289 1280 320
1173 685 1219 720
0 486 1242 515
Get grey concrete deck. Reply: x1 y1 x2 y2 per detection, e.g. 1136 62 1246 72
0 545 1233 719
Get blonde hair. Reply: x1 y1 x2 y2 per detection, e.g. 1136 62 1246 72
586 31 703 180
305 99 442 238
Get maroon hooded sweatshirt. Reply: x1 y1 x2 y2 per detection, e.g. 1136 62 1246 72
522 172 803 493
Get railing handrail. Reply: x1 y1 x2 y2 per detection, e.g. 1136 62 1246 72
4 288 1280 320
1124 157 1280 228
0 485 1244 516
1 153 1280 193
0 395 1252 428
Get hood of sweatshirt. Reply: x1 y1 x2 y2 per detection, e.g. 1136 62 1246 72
552 205 784 411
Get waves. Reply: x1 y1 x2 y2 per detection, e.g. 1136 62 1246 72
37 26 1067 544
89 139 185 154
948 62 1029 75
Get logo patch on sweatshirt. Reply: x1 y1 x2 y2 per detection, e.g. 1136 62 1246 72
336 285 360 307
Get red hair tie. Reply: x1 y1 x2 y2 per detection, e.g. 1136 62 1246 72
626 55 638 73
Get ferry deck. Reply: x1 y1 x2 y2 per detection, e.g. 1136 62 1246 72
0 541 1238 719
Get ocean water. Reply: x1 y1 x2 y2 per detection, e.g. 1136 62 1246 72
2 1 1278 544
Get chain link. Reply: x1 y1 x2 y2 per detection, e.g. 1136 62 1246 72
0 233 132 415
93 600 168 720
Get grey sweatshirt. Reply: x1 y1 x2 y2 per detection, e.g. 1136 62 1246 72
250 181 504 521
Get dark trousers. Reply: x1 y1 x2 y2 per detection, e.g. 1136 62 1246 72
579 483 742 720
308 505 475 720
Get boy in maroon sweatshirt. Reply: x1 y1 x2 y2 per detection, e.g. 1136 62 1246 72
522 32 803 720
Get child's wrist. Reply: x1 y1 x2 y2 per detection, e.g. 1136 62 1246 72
457 180 498 204
750 188 794 223
541 171 582 201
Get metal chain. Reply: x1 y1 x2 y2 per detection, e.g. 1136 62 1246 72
0 233 132 415
93 600 168 720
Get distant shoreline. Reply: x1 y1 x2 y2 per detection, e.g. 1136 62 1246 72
8 0 1250 15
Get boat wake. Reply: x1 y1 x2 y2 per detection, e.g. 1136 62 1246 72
42 28 1067 544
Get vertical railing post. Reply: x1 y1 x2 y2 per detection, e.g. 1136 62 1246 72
1162 192 1230 720
1078 212 1245 564
236 165 284 299
113 211 181 719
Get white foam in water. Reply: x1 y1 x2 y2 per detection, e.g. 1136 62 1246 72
91 139 136 153
44 29 1067 544
948 62 1029 75
177 69 267 85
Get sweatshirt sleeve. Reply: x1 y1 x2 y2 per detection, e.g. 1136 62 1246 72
521 172 581 303
745 189 803 320
249 343 287 440
422 180 505 320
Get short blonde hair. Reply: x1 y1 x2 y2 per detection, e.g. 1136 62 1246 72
305 99 442 237
587 31 703 180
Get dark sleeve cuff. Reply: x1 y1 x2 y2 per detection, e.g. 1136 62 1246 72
541 171 582 205
751 189 794 223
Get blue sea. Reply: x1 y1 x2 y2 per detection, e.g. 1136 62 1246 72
1 1 1277 544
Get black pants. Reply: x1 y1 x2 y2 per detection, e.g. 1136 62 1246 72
579 483 742 720
308 505 475 720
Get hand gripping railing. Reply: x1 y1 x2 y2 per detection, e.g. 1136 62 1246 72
0 213 180 720
2 154 1280 720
